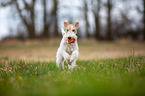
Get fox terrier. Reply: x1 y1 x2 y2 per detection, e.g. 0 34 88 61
56 20 79 69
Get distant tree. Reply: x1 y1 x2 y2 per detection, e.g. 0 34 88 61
143 0 145 41
95 0 101 40
42 0 50 38
106 0 113 40
1 0 36 39
92 0 102 40
52 0 59 37
113 1 132 39
16 0 36 39
84 0 90 38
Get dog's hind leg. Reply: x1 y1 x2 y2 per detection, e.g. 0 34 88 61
61 60 64 69
56 52 64 68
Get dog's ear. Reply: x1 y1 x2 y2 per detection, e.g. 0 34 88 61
61 28 65 36
74 20 79 29
64 20 69 28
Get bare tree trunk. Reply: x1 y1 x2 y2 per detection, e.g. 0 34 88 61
143 0 145 41
42 0 50 38
52 0 59 37
29 0 36 39
84 0 90 38
95 0 101 40
106 0 112 40
92 0 101 40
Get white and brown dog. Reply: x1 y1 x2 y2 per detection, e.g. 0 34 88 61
56 20 79 69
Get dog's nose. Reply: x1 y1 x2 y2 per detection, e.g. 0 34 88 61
68 37 71 39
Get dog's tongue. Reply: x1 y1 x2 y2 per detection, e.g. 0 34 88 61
68 38 76 44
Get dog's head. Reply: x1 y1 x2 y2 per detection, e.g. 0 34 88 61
62 20 79 41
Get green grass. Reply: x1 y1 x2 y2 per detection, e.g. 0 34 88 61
0 56 145 96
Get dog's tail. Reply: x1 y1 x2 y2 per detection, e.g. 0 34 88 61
61 28 65 36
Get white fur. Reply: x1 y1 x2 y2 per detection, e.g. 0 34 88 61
56 28 79 69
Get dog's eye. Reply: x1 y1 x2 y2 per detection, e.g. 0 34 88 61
67 29 69 31
72 30 75 32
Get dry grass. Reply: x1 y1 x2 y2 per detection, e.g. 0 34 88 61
0 39 145 62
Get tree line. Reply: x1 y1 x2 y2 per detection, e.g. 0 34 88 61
0 0 145 41
1 0 58 39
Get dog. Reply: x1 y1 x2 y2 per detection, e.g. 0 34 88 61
56 20 79 69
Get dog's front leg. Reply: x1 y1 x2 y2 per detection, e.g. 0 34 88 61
70 50 79 63
68 60 77 69
62 50 70 63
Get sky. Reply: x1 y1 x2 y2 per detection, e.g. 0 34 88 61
0 7 10 40
0 0 143 40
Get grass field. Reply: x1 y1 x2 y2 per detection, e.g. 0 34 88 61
0 39 145 96
0 56 145 96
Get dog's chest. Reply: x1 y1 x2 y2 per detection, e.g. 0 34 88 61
66 44 75 54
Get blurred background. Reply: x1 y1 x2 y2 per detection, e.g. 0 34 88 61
0 0 145 62
0 0 144 41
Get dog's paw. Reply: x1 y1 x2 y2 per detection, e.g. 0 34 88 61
69 58 74 63
70 55 76 63
68 65 77 70
66 60 71 65
64 54 70 61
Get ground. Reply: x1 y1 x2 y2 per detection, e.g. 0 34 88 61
0 39 145 96
0 39 145 61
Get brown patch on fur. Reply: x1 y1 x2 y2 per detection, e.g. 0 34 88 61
66 24 77 33
64 20 79 34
